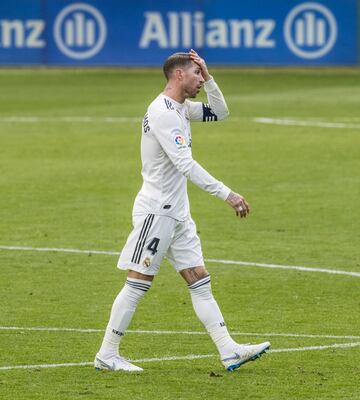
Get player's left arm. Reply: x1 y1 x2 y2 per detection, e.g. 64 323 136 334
187 49 229 122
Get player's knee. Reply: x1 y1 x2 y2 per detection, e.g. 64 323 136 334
180 265 209 285
127 270 154 282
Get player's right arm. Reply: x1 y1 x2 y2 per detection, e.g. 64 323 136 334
152 111 249 218
186 78 230 122
186 50 229 122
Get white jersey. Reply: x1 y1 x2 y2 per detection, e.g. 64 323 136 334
133 78 231 221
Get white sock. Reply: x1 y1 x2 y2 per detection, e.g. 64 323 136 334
188 276 237 359
98 277 152 360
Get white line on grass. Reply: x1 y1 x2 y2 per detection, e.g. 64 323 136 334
1 342 359 371
131 330 360 340
1 245 359 278
270 342 360 353
0 116 141 123
0 245 119 256
1 116 359 129
0 115 360 129
0 361 94 370
205 258 360 278
254 117 360 129
0 116 246 124
0 116 248 124
1 326 360 340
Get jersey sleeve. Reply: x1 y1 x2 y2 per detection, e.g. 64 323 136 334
187 77 230 122
152 111 231 201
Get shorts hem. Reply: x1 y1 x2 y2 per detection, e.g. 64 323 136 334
173 259 205 273
117 262 159 276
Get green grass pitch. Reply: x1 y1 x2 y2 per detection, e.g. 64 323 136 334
0 67 359 399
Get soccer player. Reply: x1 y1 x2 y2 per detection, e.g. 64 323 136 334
94 50 270 372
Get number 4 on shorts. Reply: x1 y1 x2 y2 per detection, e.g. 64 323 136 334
147 238 160 255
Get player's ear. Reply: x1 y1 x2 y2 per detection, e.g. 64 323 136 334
175 68 184 81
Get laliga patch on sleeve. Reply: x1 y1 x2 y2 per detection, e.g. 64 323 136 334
174 135 187 148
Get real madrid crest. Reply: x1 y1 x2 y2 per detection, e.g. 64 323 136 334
143 257 151 267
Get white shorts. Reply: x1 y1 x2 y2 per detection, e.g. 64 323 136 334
117 214 204 275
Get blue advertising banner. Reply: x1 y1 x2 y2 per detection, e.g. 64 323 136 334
0 0 358 65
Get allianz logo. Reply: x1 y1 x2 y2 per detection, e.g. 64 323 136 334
0 2 337 60
284 2 337 59
0 20 45 48
140 12 276 49
53 3 107 60
0 3 106 60
140 4 337 59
